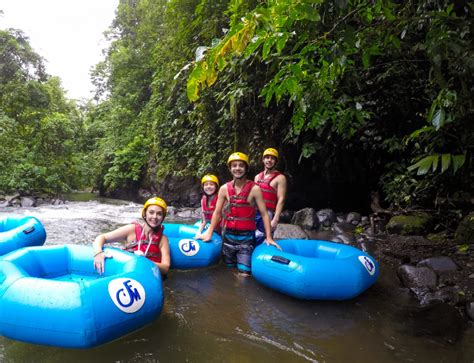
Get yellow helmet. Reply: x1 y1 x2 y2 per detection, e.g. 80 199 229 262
142 197 167 217
201 174 219 186
227 152 249 167
263 148 279 159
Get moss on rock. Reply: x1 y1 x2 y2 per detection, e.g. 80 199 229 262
455 212 474 244
386 212 434 235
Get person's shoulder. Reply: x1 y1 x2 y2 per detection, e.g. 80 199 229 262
219 183 229 192
118 223 137 231
109 223 136 239
125 223 139 234
218 183 230 199
274 171 287 180
250 182 262 192
159 233 170 247
128 221 142 229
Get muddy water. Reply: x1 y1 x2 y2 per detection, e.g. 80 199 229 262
0 196 472 362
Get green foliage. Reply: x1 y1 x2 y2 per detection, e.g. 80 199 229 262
184 0 472 209
407 153 466 176
80 0 472 213
104 136 149 190
0 29 87 195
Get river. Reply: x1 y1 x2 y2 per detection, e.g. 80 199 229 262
0 195 472 362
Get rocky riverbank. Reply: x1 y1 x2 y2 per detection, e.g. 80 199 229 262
0 193 65 208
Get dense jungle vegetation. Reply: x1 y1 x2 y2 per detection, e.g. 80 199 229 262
0 1 472 218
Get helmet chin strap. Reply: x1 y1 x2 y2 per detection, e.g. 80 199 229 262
235 171 247 180
144 217 162 232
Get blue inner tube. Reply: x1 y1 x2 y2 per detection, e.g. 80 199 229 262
251 239 379 300
164 223 222 269
0 244 164 348
0 216 46 256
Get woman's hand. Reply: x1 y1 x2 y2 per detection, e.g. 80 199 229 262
93 251 111 274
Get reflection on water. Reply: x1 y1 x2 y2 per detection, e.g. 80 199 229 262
0 196 472 362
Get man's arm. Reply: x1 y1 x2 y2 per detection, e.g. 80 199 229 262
271 174 287 229
252 185 281 250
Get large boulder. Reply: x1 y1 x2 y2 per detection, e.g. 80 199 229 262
397 264 438 288
454 212 474 244
346 212 362 225
316 208 336 228
20 196 36 207
291 208 320 230
417 256 458 273
386 212 434 235
419 286 463 306
273 224 308 240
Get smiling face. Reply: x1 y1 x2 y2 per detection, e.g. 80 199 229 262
229 160 247 179
144 205 165 227
263 155 277 170
203 181 218 196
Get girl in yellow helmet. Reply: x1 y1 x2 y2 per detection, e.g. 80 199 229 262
196 174 221 236
93 197 170 277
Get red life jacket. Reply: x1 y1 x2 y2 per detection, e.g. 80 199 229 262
124 222 163 263
255 170 281 211
223 180 256 232
201 194 217 222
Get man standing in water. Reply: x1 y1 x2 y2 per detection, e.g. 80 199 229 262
198 152 280 275
254 148 287 245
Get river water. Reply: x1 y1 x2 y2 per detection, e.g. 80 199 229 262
0 196 472 362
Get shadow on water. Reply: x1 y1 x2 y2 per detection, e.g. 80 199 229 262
0 196 473 362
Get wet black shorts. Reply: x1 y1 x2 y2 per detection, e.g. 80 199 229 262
222 232 255 273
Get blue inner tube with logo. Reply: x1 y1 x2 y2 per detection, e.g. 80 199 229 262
0 216 47 256
164 223 222 269
0 244 163 348
251 239 379 300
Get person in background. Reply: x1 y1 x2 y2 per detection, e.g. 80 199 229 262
254 148 287 245
93 197 170 277
198 152 281 276
196 174 221 236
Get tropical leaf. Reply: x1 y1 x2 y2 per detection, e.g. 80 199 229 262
452 154 466 174
441 153 451 173
407 155 436 175
431 108 445 130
